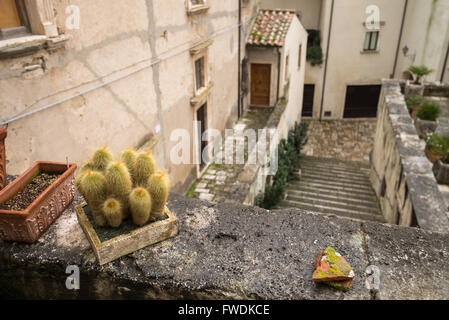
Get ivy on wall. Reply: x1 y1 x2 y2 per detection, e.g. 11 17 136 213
306 30 323 66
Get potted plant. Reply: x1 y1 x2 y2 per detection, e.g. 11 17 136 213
75 147 178 265
0 161 77 243
406 95 424 118
0 127 6 190
426 134 449 184
408 65 434 85
415 101 442 138
405 65 433 100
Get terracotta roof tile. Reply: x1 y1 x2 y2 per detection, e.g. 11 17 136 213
247 9 296 47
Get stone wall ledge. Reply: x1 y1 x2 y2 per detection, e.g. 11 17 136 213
371 79 449 232
0 192 448 300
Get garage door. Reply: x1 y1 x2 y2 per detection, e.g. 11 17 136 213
343 85 381 118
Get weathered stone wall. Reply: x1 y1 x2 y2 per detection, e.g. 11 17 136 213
1 192 449 299
370 79 449 233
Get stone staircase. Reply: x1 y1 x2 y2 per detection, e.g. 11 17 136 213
280 156 385 223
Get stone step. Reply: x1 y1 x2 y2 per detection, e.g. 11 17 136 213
286 189 379 209
292 178 374 193
299 168 371 182
286 193 380 215
292 182 377 198
299 163 370 176
299 172 372 188
300 156 370 169
280 200 386 223
287 186 378 202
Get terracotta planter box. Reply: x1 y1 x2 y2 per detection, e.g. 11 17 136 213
0 162 77 243
0 128 6 190
75 203 178 265
433 160 449 185
425 145 441 164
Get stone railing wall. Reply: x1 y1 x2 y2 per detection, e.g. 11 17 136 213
230 101 290 205
370 79 449 233
1 192 449 299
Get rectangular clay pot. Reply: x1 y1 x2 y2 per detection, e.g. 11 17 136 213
76 203 178 265
0 161 77 243
0 128 6 190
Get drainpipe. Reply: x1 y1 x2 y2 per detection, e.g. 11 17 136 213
238 0 242 118
440 41 449 82
276 47 281 103
392 0 408 79
319 0 334 121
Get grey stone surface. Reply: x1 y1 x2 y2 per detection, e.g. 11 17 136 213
371 80 449 232
0 192 448 299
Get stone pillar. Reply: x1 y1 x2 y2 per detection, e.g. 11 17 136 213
0 128 6 190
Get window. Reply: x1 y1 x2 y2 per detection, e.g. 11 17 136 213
0 0 60 41
363 31 379 51
190 0 205 7
195 57 205 91
187 0 208 14
285 54 289 81
0 0 30 39
298 44 302 69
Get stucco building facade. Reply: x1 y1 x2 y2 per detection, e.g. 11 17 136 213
262 0 449 120
0 0 260 193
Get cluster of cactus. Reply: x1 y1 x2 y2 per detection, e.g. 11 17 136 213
75 147 170 228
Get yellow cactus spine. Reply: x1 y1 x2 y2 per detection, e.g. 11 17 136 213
129 187 152 226
102 198 123 228
134 151 156 187
147 170 170 219
91 147 113 172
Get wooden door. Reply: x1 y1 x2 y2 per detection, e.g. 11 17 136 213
250 64 271 106
0 0 22 29
343 85 381 118
302 84 315 117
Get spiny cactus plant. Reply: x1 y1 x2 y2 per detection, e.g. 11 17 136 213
91 147 113 172
129 187 152 226
147 170 170 219
121 149 137 179
134 152 156 186
76 147 171 228
75 162 94 198
80 170 108 226
102 198 123 228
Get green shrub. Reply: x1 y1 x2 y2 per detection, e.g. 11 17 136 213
416 101 442 121
307 45 323 66
426 134 449 163
256 121 309 209
406 96 424 110
306 30 323 66
408 65 434 84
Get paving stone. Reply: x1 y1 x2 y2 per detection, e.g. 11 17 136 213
202 175 216 180
195 188 210 194
199 193 214 201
